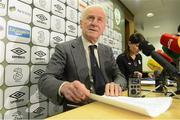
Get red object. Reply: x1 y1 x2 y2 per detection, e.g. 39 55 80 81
156 50 173 63
160 33 180 54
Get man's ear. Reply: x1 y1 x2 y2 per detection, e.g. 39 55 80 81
128 41 131 46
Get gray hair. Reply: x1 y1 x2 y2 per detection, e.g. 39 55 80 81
80 4 107 20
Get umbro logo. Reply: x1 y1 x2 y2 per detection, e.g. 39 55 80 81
11 47 27 55
53 36 63 42
34 51 46 57
9 91 25 99
33 107 45 114
68 25 75 31
54 4 63 11
33 107 45 118
36 14 47 21
34 69 45 76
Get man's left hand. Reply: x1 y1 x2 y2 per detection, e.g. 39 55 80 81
104 82 122 96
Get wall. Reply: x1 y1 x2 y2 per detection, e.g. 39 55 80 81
0 0 125 119
118 0 134 51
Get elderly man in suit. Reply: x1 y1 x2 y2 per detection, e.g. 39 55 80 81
38 4 127 111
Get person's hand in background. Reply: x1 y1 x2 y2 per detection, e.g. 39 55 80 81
134 71 143 78
148 72 155 78
105 82 122 96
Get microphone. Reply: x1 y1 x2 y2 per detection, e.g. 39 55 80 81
139 40 179 79
160 33 180 54
147 49 175 71
156 50 174 63
162 46 180 62
147 58 163 72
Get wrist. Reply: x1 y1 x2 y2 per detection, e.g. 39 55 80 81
59 81 69 96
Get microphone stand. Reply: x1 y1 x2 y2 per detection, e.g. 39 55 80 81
141 69 180 99
170 57 180 95
176 57 180 93
139 40 180 98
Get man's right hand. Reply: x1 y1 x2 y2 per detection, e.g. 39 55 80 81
60 81 90 103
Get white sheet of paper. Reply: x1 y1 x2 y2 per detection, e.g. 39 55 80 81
90 94 172 117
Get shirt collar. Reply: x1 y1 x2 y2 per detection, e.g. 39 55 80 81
82 36 99 48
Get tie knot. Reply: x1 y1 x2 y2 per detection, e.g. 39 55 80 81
89 45 97 51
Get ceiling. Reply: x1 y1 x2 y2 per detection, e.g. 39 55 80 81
120 0 180 41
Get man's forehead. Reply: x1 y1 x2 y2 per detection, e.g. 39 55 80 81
86 13 105 18
86 10 105 17
86 7 105 14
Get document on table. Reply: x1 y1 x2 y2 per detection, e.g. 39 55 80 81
141 78 155 85
141 80 155 85
90 94 172 118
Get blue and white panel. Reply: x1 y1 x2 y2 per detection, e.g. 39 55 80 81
7 20 31 43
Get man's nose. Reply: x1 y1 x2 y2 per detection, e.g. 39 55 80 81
91 18 98 25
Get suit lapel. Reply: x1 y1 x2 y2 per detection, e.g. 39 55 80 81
71 37 89 83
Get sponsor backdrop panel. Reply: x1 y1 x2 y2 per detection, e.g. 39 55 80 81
0 0 124 119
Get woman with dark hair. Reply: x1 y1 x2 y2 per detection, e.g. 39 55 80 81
116 33 145 81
